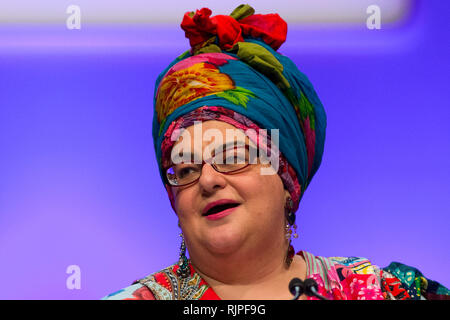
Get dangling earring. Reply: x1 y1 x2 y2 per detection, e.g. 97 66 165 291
284 197 298 267
285 222 299 240
285 239 295 267
176 232 190 278
284 196 299 238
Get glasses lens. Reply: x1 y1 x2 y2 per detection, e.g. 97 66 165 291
214 145 256 172
166 163 201 186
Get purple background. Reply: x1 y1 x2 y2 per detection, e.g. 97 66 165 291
0 1 448 299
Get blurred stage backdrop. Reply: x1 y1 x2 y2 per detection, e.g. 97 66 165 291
0 0 449 299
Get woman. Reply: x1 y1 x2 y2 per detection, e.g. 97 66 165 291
103 5 449 300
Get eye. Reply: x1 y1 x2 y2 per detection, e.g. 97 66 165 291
176 165 198 178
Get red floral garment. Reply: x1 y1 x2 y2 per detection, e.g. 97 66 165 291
101 251 450 300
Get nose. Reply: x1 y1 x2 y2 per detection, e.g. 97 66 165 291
198 162 227 194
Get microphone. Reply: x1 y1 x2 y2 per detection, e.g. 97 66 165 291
288 277 329 300
288 278 304 300
303 278 329 300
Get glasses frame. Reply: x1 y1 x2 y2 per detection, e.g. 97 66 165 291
164 145 259 187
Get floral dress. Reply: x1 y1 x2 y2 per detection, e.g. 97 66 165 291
102 251 450 300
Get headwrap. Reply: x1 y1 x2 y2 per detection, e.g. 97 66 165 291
152 4 327 214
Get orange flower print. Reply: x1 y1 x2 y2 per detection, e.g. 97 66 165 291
156 62 235 124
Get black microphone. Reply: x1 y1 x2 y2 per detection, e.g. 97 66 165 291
288 278 304 300
303 278 329 300
288 277 329 300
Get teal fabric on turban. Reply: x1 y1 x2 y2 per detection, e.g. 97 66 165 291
152 4 327 209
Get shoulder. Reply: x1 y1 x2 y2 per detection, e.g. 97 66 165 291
101 282 156 300
101 264 177 300
381 261 450 300
300 251 385 300
101 262 215 300
300 251 450 300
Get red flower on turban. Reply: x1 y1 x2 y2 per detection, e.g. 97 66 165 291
181 7 287 52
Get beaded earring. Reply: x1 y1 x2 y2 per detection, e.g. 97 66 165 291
176 232 190 278
284 196 298 267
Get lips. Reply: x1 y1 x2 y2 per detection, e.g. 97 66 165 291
202 199 240 216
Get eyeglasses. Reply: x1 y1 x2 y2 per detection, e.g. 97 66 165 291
164 144 259 187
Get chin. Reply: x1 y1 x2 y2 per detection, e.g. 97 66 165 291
204 226 245 255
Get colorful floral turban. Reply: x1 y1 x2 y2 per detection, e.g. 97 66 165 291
152 4 327 214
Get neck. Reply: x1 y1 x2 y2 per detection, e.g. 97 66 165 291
187 239 305 299
194 248 287 283
190 229 289 281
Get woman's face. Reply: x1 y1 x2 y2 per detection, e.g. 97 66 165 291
170 120 290 258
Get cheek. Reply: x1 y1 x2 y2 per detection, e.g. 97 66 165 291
250 166 283 191
237 171 285 210
172 187 197 220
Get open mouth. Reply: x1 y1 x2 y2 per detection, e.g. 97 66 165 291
203 203 240 216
